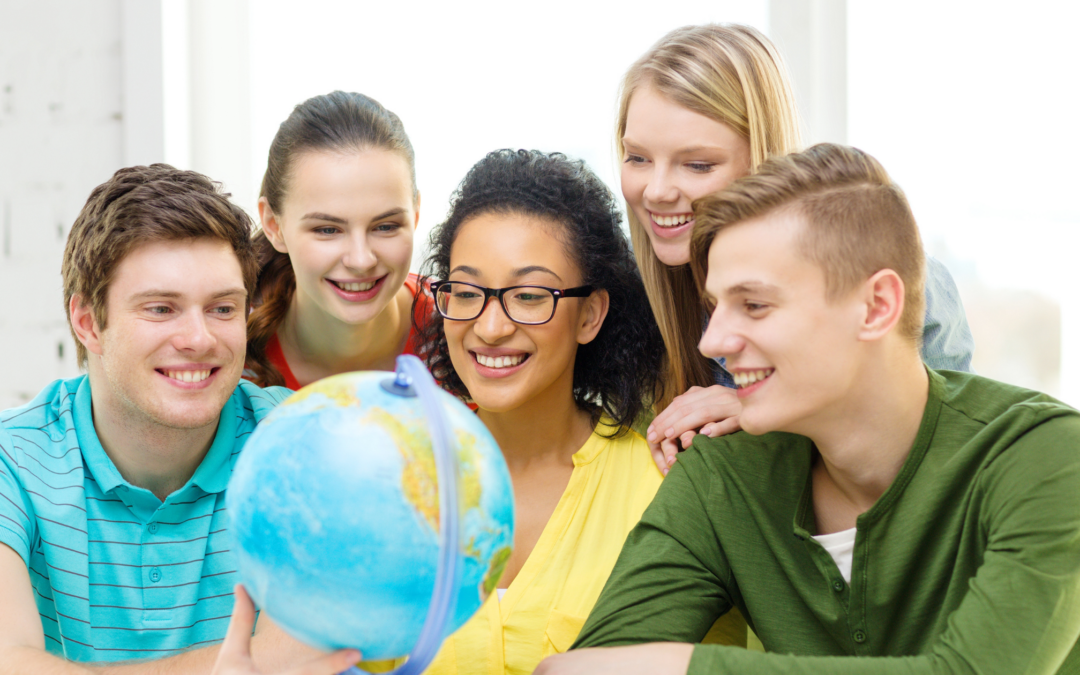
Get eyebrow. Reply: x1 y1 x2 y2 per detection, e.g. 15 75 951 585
622 137 730 158
300 212 348 224
300 207 408 225
448 265 563 282
131 288 248 301
726 281 781 297
512 265 562 281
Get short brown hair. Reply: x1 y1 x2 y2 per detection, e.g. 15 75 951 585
62 164 258 366
690 144 926 344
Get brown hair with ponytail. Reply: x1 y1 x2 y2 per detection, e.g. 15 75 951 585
245 91 417 387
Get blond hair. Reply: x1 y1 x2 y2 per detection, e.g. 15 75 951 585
617 23 804 408
690 143 926 344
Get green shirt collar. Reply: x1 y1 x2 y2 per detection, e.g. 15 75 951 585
792 367 945 538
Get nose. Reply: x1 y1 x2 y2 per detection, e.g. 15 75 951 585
342 231 378 272
698 307 745 360
642 163 679 206
472 295 516 343
173 310 216 354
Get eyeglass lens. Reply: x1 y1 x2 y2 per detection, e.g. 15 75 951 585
436 283 556 323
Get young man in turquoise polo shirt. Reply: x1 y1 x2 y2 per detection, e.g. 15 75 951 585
536 145 1080 674
0 165 329 672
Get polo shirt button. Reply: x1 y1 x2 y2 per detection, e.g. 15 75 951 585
149 567 162 583
148 522 159 534
853 629 867 643
832 579 845 592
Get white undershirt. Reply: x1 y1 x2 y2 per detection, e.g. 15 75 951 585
812 527 857 583
497 588 507 601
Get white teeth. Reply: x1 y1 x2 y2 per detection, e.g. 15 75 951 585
166 369 211 383
733 369 774 388
337 281 376 292
652 213 691 228
476 354 525 369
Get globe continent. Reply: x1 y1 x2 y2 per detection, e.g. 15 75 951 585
227 372 514 659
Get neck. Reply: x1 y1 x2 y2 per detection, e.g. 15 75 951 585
281 284 411 375
478 377 594 473
88 373 218 502
802 348 930 512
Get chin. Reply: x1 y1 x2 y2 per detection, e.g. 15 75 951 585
151 402 225 430
735 411 779 437
649 240 692 267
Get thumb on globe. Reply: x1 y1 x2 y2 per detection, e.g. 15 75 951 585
213 585 258 673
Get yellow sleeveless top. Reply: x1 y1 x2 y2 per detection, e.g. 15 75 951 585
419 424 746 675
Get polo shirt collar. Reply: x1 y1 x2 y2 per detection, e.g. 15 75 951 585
75 376 239 496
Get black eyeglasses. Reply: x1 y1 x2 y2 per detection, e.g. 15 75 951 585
429 280 594 325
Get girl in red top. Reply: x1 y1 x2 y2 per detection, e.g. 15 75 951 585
245 91 430 389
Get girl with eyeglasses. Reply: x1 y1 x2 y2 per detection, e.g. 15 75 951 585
415 149 736 675
244 91 430 389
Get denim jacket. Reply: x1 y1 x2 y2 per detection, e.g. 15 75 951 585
713 255 974 387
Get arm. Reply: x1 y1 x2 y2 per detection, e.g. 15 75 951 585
0 542 95 674
920 257 975 372
550 415 1080 675
572 451 736 648
646 386 742 474
0 543 329 675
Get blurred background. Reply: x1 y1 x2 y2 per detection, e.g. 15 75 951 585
1 0 1078 408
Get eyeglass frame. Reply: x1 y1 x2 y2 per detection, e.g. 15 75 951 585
428 280 595 325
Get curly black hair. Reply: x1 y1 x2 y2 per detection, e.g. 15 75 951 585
414 149 665 437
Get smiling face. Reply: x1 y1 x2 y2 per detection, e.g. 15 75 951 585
81 238 249 431
443 211 606 414
621 83 752 267
262 149 417 326
698 209 865 436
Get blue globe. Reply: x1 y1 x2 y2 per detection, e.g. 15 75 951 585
227 362 514 665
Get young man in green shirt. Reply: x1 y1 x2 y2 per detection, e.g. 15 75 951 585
536 144 1080 674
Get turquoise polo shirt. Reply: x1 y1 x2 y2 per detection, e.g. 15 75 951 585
0 375 290 662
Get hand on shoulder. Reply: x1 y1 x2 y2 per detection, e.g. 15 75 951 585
646 386 742 474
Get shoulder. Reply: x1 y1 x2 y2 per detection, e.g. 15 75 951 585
679 430 812 500
232 379 292 423
934 369 1076 431
0 377 82 432
932 369 1080 494
582 427 664 508
0 377 85 462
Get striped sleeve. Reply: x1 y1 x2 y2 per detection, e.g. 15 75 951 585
0 426 35 564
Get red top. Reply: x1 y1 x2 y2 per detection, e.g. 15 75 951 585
264 273 434 390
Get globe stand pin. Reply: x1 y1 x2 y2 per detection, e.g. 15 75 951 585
380 370 416 398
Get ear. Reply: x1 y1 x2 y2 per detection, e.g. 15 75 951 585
413 192 421 229
70 294 105 357
576 289 610 346
857 269 905 342
258 197 289 254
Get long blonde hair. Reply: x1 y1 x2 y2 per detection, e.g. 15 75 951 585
617 24 803 408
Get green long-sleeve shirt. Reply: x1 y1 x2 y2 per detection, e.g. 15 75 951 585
573 370 1080 673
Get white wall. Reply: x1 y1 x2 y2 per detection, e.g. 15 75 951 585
0 0 126 408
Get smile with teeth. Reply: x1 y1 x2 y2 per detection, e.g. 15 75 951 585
162 369 214 383
475 353 528 369
733 369 774 388
331 279 378 292
650 212 693 228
